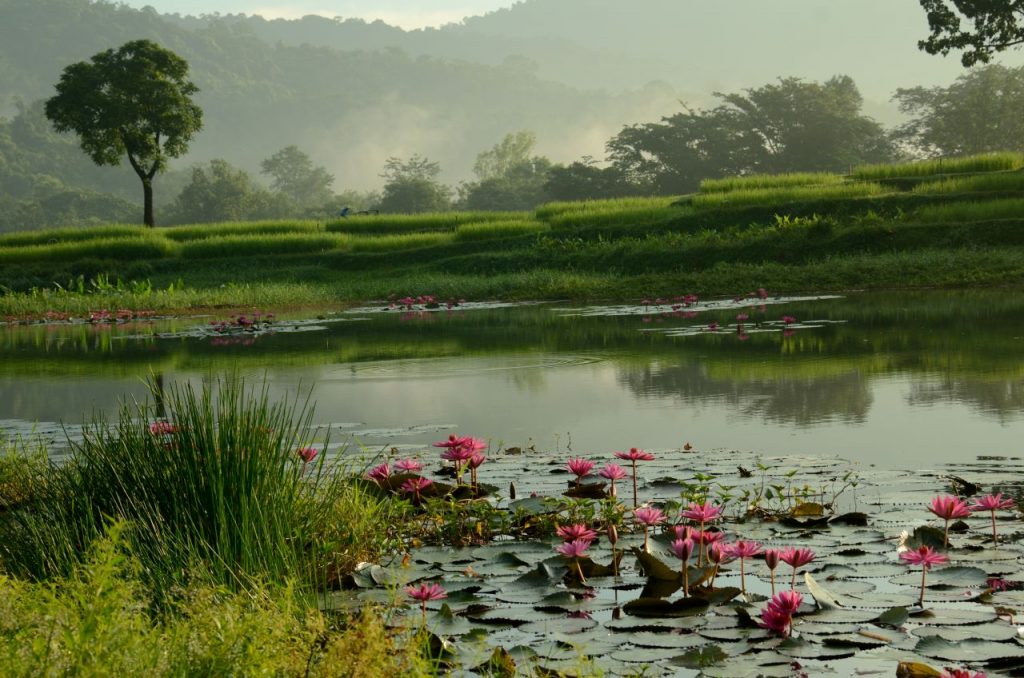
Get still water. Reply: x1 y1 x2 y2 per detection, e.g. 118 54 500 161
3 290 1023 468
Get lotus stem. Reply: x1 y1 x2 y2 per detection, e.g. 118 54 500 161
770 569 776 596
643 525 650 553
682 564 689 597
919 567 927 607
630 460 638 509
991 511 998 547
740 557 747 594
943 517 949 548
576 559 587 585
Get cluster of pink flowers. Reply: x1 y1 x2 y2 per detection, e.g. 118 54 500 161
928 493 1017 547
561 449 655 508
362 434 488 503
388 294 465 311
554 522 599 582
758 590 803 637
149 421 178 436
88 308 136 323
434 435 487 486
640 294 700 309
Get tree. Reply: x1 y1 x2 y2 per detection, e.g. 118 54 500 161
918 0 1024 66
543 158 637 202
169 159 281 224
44 40 202 227
377 155 451 213
260 145 335 208
459 132 553 210
894 65 1024 156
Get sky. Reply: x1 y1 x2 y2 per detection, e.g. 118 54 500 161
121 0 514 28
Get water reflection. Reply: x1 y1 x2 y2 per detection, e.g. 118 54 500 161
2 290 1024 467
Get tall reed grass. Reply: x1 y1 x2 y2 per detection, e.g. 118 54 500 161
690 182 888 209
853 152 1024 181
911 171 1024 195
699 172 844 194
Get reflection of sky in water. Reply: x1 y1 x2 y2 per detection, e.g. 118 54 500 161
3 290 1024 468
3 357 1023 469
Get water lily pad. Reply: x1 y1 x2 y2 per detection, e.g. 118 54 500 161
891 566 988 588
914 636 1024 661
623 596 710 618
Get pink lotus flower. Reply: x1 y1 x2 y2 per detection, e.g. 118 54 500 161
971 493 1016 547
780 547 815 589
401 476 433 501
671 537 696 596
757 287 768 300
406 582 447 621
759 590 803 637
681 501 722 524
767 589 803 616
296 447 318 464
394 458 422 473
764 548 781 595
938 670 986 678
708 321 719 331
673 524 697 541
782 315 796 324
467 453 486 470
614 448 655 508
366 463 391 484
149 421 177 436
728 540 764 594
900 545 949 607
599 463 628 497
697 530 725 546
633 506 665 552
736 313 749 322
557 524 599 542
566 457 595 485
556 539 593 559
929 495 972 547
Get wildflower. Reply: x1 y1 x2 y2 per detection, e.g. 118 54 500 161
599 463 628 497
727 540 764 594
394 458 422 473
566 457 595 486
670 538 695 596
406 582 447 622
366 463 391 484
971 493 1016 547
401 477 433 501
780 547 815 589
633 506 665 552
613 448 655 508
556 524 599 542
764 548 781 595
149 421 177 436
296 447 318 464
900 545 949 607
929 495 972 547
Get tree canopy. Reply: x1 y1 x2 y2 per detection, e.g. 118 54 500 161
260 146 334 208
44 39 202 226
459 132 553 210
918 0 1024 66
377 155 451 213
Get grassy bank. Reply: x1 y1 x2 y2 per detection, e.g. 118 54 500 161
3 152 1024 316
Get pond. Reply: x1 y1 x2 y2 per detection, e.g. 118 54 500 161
2 289 1024 469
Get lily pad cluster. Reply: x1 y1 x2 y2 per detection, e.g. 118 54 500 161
340 445 1024 676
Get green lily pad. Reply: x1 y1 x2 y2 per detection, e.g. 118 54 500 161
623 596 710 618
914 636 1024 661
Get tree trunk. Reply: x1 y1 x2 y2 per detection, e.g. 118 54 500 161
143 178 155 227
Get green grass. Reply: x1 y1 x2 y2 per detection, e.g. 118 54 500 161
0 235 178 264
455 218 549 241
699 172 845 194
535 196 676 221
177 233 348 259
690 182 888 209
161 220 325 242
0 224 147 248
853 152 1024 181
911 198 1024 224
348 231 455 252
327 211 527 235
0 377 402 600
911 171 1024 195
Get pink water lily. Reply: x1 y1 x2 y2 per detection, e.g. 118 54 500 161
366 463 391 484
782 315 796 325
599 463 628 497
556 524 599 542
780 547 815 589
401 476 433 501
727 540 764 595
614 448 655 508
707 542 734 588
681 501 722 564
929 495 972 547
406 582 447 621
296 447 318 464
670 538 696 596
149 421 177 436
939 669 987 678
900 545 949 607
633 506 665 552
759 590 803 638
971 493 1016 547
393 458 422 473
764 548 781 595
566 457 595 486
556 538 593 583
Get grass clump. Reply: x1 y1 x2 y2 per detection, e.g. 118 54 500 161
911 171 1024 195
0 235 178 265
853 152 1024 181
911 198 1024 224
455 219 549 241
0 224 146 248
161 220 324 242
348 231 455 252
535 196 676 222
0 377 402 600
690 182 887 209
699 172 844 194
327 211 526 235
178 233 347 259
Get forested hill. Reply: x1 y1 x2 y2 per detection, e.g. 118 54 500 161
0 0 677 188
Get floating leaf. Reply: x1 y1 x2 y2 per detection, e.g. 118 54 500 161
471 647 516 678
905 526 946 551
671 644 728 669
877 606 909 627
914 636 1024 661
623 596 710 618
632 548 680 581
804 572 843 609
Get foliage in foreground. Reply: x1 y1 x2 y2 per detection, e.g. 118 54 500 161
0 378 403 602
0 523 432 678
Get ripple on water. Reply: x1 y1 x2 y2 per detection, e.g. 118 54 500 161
323 354 606 380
